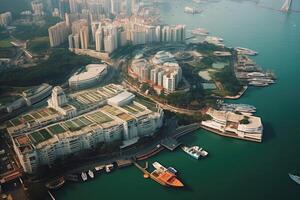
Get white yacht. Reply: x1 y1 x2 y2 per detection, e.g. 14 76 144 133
88 170 94 179
289 173 300 184
81 172 88 181
182 146 208 159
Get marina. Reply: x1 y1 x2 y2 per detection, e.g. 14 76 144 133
218 102 256 113
235 47 258 56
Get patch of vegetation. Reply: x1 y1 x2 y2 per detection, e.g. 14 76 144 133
0 46 16 58
0 38 12 48
240 116 250 124
214 65 242 96
0 49 96 86
0 0 30 17
28 36 49 53
12 17 60 40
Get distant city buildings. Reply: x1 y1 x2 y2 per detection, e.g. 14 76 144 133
68 19 89 49
31 1 45 16
59 0 70 19
69 0 79 13
48 21 69 47
0 12 12 27
129 51 182 94
45 0 185 54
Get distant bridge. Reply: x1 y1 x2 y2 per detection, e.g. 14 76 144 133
281 0 292 12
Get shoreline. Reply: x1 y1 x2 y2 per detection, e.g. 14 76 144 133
199 125 262 143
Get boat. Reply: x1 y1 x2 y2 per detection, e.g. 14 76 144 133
151 162 184 187
191 28 209 36
289 173 300 184
219 103 256 113
204 36 224 47
167 167 177 174
81 172 88 181
45 177 65 189
88 170 94 179
105 164 114 173
248 81 269 87
95 165 105 172
248 78 275 84
235 47 258 56
181 146 208 159
184 6 201 14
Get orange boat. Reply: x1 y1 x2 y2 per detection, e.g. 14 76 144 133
151 162 184 187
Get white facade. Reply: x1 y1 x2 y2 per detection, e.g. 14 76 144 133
31 1 44 16
48 86 68 109
0 12 12 27
48 21 69 47
80 25 89 49
129 51 182 93
201 108 263 142
68 64 108 89
12 89 164 174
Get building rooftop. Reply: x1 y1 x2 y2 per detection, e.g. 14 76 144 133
69 64 107 83
107 91 135 106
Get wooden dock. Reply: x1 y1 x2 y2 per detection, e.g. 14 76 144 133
133 162 167 187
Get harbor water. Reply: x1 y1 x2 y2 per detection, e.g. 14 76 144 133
55 0 300 199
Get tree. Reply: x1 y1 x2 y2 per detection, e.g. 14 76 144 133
202 56 214 66
240 116 250 124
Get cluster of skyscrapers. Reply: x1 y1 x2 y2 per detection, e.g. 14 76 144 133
129 51 182 94
47 0 186 52
31 1 45 16
48 21 69 47
48 0 140 20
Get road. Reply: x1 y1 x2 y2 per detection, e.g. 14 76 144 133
122 79 203 115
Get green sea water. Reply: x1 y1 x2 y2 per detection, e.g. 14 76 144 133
55 0 300 199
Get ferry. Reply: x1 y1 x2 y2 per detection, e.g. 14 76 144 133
45 177 65 189
219 103 256 113
191 28 209 36
88 170 94 179
151 162 184 187
181 146 208 159
81 172 88 181
289 173 300 185
235 47 258 56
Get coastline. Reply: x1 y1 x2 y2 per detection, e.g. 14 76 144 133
199 124 262 143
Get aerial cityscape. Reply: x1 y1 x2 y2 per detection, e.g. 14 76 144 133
0 0 299 199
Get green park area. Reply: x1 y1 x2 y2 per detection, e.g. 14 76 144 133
0 48 96 87
28 36 50 54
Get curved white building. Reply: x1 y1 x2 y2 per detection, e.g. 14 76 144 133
69 64 108 89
